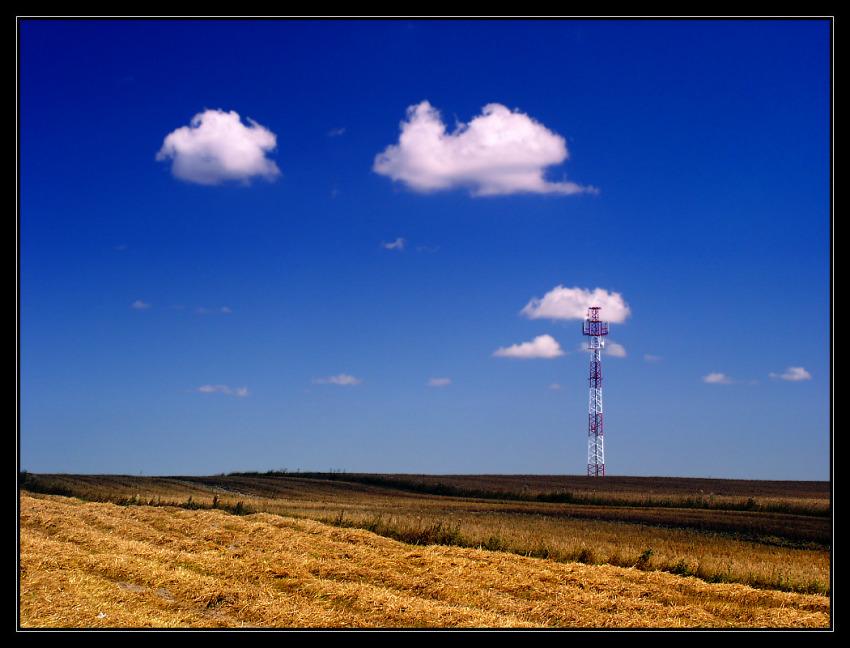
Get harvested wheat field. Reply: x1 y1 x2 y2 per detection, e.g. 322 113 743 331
18 492 830 629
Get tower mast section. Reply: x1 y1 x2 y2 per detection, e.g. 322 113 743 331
582 306 609 476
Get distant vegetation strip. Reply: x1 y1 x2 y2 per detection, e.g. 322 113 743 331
19 472 250 515
227 470 830 517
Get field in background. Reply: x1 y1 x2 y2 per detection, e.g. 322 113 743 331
19 472 831 628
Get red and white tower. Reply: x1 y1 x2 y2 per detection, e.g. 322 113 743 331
582 306 609 476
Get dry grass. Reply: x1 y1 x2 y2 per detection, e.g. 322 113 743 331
320 506 830 595
19 492 830 628
20 472 831 596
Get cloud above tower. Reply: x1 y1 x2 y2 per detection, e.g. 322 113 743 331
373 101 597 196
156 109 281 185
521 286 631 324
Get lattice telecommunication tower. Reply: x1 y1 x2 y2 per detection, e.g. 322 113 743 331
582 306 609 476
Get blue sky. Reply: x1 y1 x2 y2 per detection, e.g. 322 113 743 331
18 19 832 480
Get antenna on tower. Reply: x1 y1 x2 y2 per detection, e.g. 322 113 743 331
582 306 609 476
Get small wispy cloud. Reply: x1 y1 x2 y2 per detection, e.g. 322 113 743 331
493 334 565 359
131 300 151 309
195 306 233 314
702 372 734 384
313 373 363 386
427 377 451 387
197 385 250 396
374 101 597 196
521 286 631 324
769 366 812 381
644 354 662 363
381 237 406 251
156 109 281 185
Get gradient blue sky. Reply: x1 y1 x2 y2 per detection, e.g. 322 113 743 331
18 18 832 480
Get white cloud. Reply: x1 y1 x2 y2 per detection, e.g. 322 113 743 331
493 334 565 359
382 237 406 250
604 342 627 357
197 384 250 396
520 286 631 323
427 378 451 387
373 101 597 196
702 373 734 384
313 373 363 386
156 109 281 185
770 366 812 381
131 300 151 309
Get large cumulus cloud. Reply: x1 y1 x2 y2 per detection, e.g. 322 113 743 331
373 101 596 196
